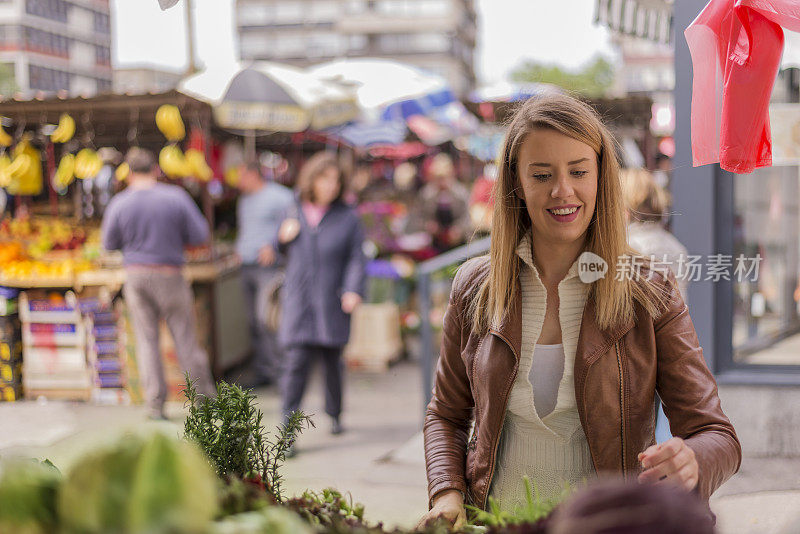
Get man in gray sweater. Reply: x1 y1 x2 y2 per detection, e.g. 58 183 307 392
101 147 215 419
234 161 294 387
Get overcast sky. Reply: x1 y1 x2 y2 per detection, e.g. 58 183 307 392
112 0 616 84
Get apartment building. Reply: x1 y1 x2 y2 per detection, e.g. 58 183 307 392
236 0 476 96
0 0 112 97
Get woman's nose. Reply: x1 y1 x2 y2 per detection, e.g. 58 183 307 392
550 174 574 198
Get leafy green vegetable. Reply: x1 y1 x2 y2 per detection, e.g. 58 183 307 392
466 476 569 528
0 458 61 534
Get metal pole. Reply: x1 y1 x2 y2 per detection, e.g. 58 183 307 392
185 0 198 76
419 272 433 413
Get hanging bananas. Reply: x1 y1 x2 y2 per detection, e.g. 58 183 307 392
185 148 213 181
0 154 11 187
155 105 186 142
159 144 191 178
74 148 103 180
115 162 130 182
7 136 42 195
54 153 75 189
51 114 76 143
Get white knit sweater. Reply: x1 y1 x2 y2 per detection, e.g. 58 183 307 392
489 235 596 511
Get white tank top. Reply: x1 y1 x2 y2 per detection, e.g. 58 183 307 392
529 344 565 419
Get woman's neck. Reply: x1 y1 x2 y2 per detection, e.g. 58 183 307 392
530 233 585 285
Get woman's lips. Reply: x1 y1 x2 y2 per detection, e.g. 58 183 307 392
547 206 581 223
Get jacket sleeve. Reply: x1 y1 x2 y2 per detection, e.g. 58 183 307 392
654 270 742 501
342 213 367 296
423 265 475 508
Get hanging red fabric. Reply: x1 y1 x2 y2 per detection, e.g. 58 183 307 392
685 0 800 174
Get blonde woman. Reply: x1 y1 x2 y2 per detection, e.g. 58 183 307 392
419 94 740 528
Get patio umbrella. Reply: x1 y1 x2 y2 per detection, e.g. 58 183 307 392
310 58 477 147
179 62 359 155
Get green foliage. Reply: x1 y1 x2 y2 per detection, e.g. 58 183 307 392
510 56 616 97
183 374 314 503
58 431 218 534
0 458 62 534
209 505 314 534
466 477 567 528
0 63 17 96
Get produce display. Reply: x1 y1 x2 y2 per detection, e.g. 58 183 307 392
0 218 96 283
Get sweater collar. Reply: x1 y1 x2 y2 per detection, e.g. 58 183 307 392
515 233 581 284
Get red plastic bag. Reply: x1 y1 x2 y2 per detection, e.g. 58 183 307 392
685 0 800 174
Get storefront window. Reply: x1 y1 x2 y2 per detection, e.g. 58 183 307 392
733 165 800 365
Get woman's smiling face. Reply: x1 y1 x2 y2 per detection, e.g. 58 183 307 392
516 128 599 248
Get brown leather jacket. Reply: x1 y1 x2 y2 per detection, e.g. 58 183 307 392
424 257 741 511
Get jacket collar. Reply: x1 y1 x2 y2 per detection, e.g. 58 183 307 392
491 235 633 367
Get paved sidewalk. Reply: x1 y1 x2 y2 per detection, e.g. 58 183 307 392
1 361 799 532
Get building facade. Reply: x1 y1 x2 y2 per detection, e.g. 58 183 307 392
235 0 477 96
114 66 182 95
0 0 112 97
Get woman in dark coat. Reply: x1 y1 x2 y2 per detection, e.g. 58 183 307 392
276 151 366 438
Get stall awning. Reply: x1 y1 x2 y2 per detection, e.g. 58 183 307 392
594 0 674 44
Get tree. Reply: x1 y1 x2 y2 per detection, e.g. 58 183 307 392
510 56 615 98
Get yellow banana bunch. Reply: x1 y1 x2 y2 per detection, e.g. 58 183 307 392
51 114 75 143
0 154 11 187
74 148 103 180
115 162 130 182
0 124 12 147
159 145 191 178
8 137 42 195
224 166 240 187
155 105 186 142
54 153 75 189
185 148 213 181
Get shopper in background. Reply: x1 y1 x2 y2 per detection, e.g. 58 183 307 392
276 151 366 442
408 153 472 252
234 160 294 387
101 147 215 420
621 167 690 302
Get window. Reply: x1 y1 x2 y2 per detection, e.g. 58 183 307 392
376 0 449 17
239 31 270 58
96 78 112 93
307 32 344 57
95 45 110 66
24 27 70 57
0 25 20 46
28 64 70 92
93 12 110 34
376 32 450 54
349 34 367 51
25 0 69 23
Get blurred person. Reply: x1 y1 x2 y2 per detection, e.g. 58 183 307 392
408 153 471 251
101 147 215 420
621 167 690 303
418 94 739 529
548 478 716 534
275 151 366 441
234 160 294 387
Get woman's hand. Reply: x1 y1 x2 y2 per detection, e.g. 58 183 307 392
341 292 362 314
278 218 301 244
638 437 699 491
415 490 466 530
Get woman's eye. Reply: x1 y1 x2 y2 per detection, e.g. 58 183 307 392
571 170 589 177
532 174 550 181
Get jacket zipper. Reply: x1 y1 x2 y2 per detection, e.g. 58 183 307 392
482 329 519 510
615 340 627 477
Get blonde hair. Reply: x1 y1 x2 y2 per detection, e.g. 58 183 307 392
469 94 671 333
620 167 670 223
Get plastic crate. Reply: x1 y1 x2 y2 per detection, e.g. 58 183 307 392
20 291 81 324
23 346 87 374
23 322 86 348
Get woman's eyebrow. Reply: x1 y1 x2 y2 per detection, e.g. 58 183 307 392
528 158 590 168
